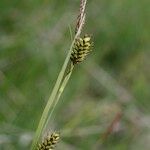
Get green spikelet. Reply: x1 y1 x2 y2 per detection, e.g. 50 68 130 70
37 132 60 150
70 34 93 65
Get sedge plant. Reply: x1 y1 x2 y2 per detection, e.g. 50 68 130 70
31 0 93 149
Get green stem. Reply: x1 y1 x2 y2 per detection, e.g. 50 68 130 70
44 64 74 130
31 34 79 150
31 13 85 150
31 48 73 150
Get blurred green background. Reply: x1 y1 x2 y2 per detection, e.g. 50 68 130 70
0 0 150 149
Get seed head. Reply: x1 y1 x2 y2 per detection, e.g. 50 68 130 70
70 34 93 65
37 132 60 150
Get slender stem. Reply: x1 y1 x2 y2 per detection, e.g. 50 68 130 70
44 65 74 130
31 0 87 147
31 14 85 149
31 44 74 150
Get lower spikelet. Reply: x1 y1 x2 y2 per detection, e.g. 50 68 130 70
37 132 60 150
70 34 92 65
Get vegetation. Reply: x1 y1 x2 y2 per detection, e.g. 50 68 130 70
0 0 149 149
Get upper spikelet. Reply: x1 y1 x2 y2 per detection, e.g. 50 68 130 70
37 132 60 150
70 34 92 65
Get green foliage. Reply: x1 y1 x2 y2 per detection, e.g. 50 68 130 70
0 0 149 149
